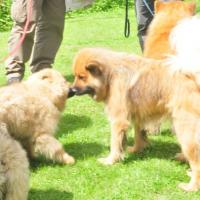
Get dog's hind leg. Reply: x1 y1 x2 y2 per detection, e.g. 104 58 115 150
0 133 29 200
0 172 6 200
33 134 75 164
127 122 149 153
173 112 200 191
178 141 200 192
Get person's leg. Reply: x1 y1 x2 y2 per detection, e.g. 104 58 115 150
5 0 43 83
30 0 66 73
134 0 154 51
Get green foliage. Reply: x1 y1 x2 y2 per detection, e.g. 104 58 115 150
88 0 125 12
73 0 133 14
0 0 12 31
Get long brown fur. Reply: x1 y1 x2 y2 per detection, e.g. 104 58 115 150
144 0 195 59
143 0 196 155
72 47 200 191
0 69 75 165
0 123 29 200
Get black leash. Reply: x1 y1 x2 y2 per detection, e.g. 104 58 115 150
124 0 155 38
124 0 130 38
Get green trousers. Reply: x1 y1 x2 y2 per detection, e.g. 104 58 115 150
5 0 66 80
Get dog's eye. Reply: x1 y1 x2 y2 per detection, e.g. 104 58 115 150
78 75 86 81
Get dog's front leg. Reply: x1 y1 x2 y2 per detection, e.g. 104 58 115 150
33 134 75 165
98 120 129 165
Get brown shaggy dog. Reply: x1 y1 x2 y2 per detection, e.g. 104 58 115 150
143 0 195 148
144 0 195 59
0 69 74 165
0 123 29 200
72 47 200 191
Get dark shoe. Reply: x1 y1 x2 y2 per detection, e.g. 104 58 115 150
7 77 21 85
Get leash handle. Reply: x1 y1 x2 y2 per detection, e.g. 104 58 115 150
0 0 33 64
124 0 130 38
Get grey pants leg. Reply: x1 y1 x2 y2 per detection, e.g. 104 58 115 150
30 0 66 73
6 0 43 80
6 0 66 79
134 0 154 51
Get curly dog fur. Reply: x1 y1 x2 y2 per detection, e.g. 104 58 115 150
0 123 29 200
0 68 74 165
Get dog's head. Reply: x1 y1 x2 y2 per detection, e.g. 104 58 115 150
71 48 112 102
27 68 73 110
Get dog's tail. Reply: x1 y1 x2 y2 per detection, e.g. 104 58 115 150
0 124 29 200
167 16 200 74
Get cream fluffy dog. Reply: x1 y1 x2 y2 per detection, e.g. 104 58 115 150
0 69 74 165
169 16 200 75
0 123 29 200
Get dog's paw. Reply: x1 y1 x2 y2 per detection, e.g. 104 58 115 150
98 157 116 165
178 182 199 192
127 146 138 153
127 145 144 153
63 154 75 165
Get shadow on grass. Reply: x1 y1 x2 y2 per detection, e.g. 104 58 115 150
30 158 61 170
64 142 105 160
29 189 73 200
125 138 181 164
160 128 175 136
64 74 74 83
57 114 92 136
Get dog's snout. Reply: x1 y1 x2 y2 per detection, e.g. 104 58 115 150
67 87 78 98
67 86 95 98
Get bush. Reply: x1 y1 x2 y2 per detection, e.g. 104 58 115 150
0 0 12 31
88 0 125 12
73 0 132 14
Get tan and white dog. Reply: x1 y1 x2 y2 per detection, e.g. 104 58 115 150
141 0 196 156
71 46 200 191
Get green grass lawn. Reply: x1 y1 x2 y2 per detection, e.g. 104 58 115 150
1 7 200 200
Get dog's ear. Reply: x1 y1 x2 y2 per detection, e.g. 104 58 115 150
41 74 50 80
154 1 164 13
188 2 196 13
86 63 102 76
39 70 53 82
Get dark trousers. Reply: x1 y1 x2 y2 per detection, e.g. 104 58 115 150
134 0 154 51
